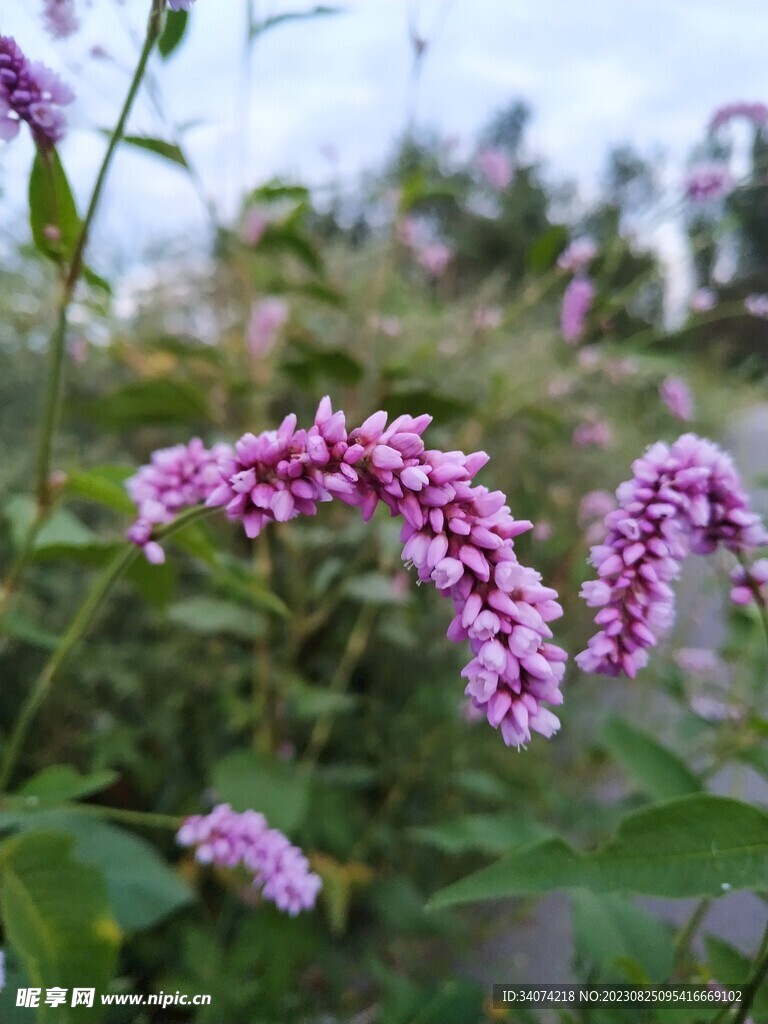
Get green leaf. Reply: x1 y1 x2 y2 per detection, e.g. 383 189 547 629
118 134 190 171
410 814 552 856
12 766 117 807
212 751 309 834
66 465 135 515
81 378 210 427
1 813 193 932
283 343 363 387
571 892 674 981
0 830 120 1021
429 795 768 909
168 596 265 641
158 8 188 57
2 611 60 651
249 6 343 41
4 495 112 562
385 388 470 422
600 717 702 800
528 224 569 273
247 182 310 205
28 148 81 262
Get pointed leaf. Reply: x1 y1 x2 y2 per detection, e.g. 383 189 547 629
429 795 768 909
600 717 701 801
28 148 81 262
158 9 189 57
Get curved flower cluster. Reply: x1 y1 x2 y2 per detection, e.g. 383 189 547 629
206 398 567 746
577 434 768 678
177 804 322 916
42 0 79 39
709 101 768 133
126 438 233 564
683 163 733 203
561 277 594 344
0 36 74 147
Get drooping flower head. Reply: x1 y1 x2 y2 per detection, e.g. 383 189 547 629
0 36 74 147
127 401 566 746
202 398 567 747
177 804 322 916
660 376 695 422
560 277 594 344
577 434 768 678
42 0 80 39
709 101 768 134
683 163 733 203
126 438 233 564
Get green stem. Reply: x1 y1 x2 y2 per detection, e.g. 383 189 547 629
0 504 215 793
1 1 166 635
301 603 377 769
71 804 182 830
731 917 768 1024
672 898 711 975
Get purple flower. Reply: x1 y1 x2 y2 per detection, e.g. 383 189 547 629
709 101 768 133
177 804 322 915
683 163 733 203
576 434 768 678
206 397 567 747
476 147 514 190
126 438 233 563
572 415 612 448
660 376 695 422
729 558 768 606
689 287 717 313
560 277 594 344
473 306 502 330
42 0 80 39
418 242 453 279
673 647 722 677
558 238 597 273
0 36 74 147
167 0 196 11
246 297 289 357
745 294 768 320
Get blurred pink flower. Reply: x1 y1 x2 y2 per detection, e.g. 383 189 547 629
547 376 573 399
558 238 597 273
673 647 721 676
683 163 733 203
709 101 768 133
473 306 502 330
397 215 421 249
561 277 595 344
660 376 695 421
241 208 269 246
42 0 79 39
369 314 402 337
745 294 768 319
476 147 514 190
246 297 289 357
577 346 601 370
418 242 453 278
689 287 717 313
532 521 552 541
572 416 612 448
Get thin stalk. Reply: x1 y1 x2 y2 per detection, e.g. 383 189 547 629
70 804 182 830
672 898 711 975
2 0 166 633
731 917 768 1024
0 504 215 792
301 603 377 769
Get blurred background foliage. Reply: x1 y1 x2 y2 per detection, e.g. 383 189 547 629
2 11 768 1019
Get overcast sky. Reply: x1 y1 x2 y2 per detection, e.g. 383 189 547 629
1 0 767 266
